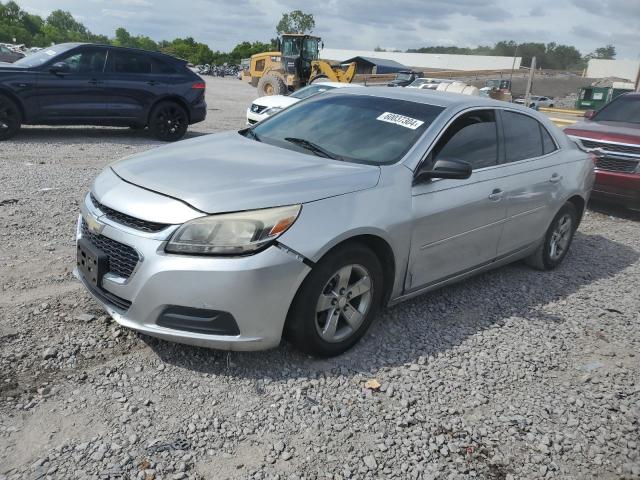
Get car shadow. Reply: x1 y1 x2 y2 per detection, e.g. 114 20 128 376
7 126 209 146
141 231 638 379
588 200 640 222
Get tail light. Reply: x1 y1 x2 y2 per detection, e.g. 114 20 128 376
192 82 206 90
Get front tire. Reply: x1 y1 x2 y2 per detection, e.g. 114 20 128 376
526 203 577 270
0 95 21 141
285 243 384 357
148 101 188 142
257 73 287 96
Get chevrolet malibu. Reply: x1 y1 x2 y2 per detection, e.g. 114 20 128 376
76 89 594 357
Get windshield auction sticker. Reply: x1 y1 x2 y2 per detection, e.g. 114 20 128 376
376 112 424 130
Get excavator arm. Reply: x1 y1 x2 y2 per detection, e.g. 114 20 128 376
310 61 356 83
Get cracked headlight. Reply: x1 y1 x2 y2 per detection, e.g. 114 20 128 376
165 205 301 255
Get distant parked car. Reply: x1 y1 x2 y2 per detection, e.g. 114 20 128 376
387 70 423 87
77 88 593 357
514 95 555 109
246 82 361 124
565 93 640 211
0 43 206 141
406 78 453 90
0 44 24 63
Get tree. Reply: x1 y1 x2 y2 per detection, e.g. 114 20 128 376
276 10 315 35
586 45 616 60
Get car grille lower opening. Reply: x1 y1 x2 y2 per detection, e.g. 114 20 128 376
90 194 169 233
81 219 140 279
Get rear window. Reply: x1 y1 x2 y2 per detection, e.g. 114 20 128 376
594 95 640 124
251 94 444 165
502 111 544 162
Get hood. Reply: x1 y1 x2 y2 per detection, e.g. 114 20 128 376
565 120 640 144
253 95 298 109
111 131 380 213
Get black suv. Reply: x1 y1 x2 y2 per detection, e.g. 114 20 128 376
0 43 206 141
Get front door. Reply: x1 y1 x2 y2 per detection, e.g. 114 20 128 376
408 109 507 290
34 46 109 120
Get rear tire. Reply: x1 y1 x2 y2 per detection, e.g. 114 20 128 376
257 73 287 96
148 101 188 142
0 95 21 141
526 203 577 271
285 243 384 357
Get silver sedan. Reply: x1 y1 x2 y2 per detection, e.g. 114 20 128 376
76 88 594 357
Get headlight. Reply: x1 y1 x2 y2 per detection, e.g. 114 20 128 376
165 205 301 255
263 107 283 116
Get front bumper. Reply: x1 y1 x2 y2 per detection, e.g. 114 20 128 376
592 170 640 210
74 209 311 351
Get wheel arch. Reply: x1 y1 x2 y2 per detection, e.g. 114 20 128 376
565 194 586 227
0 88 26 122
146 95 191 125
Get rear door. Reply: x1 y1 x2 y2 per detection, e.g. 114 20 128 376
408 109 507 290
34 46 110 120
495 110 565 256
103 49 168 121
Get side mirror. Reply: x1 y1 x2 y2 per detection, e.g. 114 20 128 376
583 109 596 120
49 61 70 75
415 159 472 183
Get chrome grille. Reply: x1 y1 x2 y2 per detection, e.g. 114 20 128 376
594 157 639 173
81 219 139 279
90 194 168 233
581 139 640 156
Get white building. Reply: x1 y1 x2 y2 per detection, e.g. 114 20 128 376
586 59 640 82
320 48 521 71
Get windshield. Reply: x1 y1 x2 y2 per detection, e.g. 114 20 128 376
594 95 640 124
13 44 74 68
250 94 444 165
302 38 319 60
395 72 412 81
409 79 429 87
290 84 335 99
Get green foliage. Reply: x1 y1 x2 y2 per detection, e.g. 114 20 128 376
407 40 586 70
276 10 315 35
586 44 616 60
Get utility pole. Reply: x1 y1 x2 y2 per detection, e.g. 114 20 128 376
509 45 519 86
524 56 536 108
635 63 640 92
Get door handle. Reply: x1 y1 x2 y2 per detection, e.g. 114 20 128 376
549 173 562 183
146 80 158 86
488 189 503 201
88 79 101 85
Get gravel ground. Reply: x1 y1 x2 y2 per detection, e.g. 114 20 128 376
1 77 639 480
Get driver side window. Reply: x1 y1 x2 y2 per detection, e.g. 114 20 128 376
57 49 106 74
429 109 498 170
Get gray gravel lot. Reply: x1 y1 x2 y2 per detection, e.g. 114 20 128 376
1 77 639 480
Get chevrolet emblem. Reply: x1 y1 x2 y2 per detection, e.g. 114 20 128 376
84 213 104 234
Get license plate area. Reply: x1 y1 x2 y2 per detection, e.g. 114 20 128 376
77 237 109 288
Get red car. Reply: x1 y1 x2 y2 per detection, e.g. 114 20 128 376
565 93 640 211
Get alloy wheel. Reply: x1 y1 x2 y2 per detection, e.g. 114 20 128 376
549 213 572 261
154 105 186 139
315 264 373 343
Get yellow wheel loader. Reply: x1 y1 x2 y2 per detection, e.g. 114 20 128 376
243 34 356 96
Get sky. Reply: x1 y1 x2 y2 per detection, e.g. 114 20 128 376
18 0 640 60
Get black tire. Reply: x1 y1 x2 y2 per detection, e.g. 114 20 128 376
148 101 188 142
309 75 329 84
0 95 21 141
285 243 384 357
257 73 287 96
526 203 577 271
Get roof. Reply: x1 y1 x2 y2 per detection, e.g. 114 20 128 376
53 42 186 63
344 56 407 69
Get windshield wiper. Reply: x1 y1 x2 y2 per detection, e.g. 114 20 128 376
284 137 343 160
241 128 261 142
